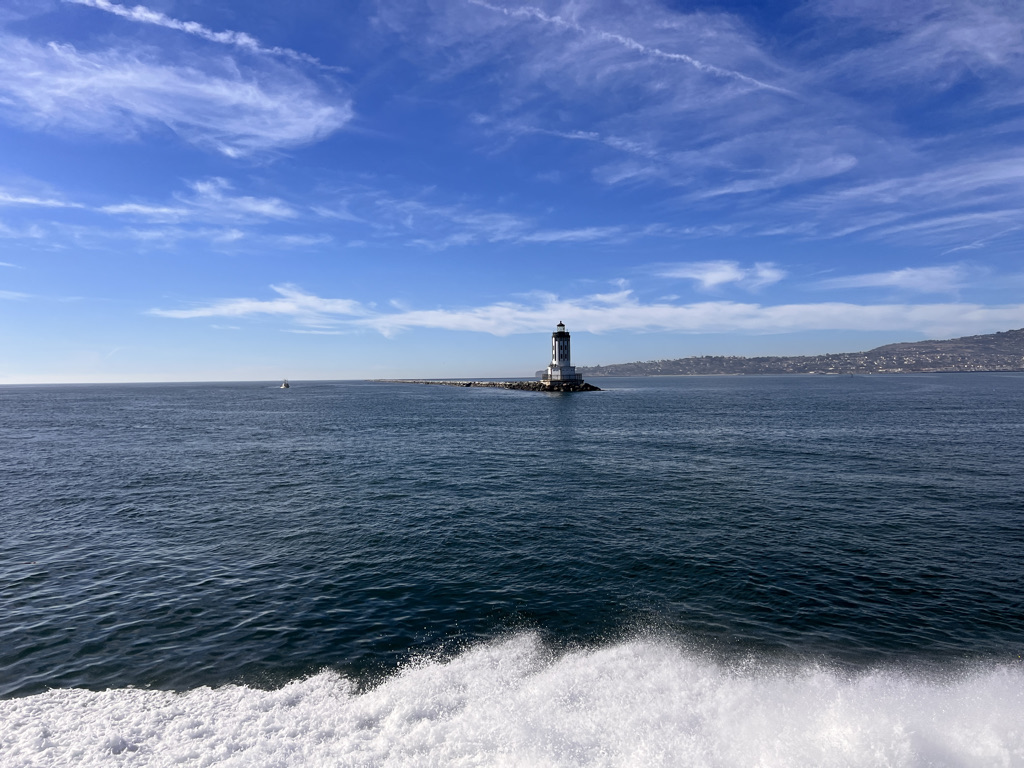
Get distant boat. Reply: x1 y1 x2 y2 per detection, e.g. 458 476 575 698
280 379 290 389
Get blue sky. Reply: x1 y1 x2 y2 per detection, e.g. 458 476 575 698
1 0 1023 382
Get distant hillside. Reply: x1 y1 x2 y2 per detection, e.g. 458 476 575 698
567 328 1024 377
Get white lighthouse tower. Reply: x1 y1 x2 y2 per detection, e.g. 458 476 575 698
544 322 583 382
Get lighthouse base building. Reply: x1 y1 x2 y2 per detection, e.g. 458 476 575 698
543 322 584 383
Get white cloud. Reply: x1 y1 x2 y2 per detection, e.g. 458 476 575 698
942 227 1020 256
761 151 1024 246
278 234 332 247
99 203 190 221
818 266 968 294
0 289 31 299
520 226 622 243
662 261 745 288
376 0 1024 248
284 329 350 335
183 178 298 219
151 284 1023 340
65 0 338 70
46 222 256 247
659 261 786 290
811 0 1024 90
379 198 528 245
469 1 792 95
320 192 630 249
749 263 787 288
376 0 807 198
357 295 1024 339
696 154 859 198
312 203 366 223
0 190 84 209
0 221 47 240
0 177 297 231
0 34 352 155
149 284 367 325
213 229 246 243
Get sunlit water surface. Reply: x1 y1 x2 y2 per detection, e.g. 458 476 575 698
2 375 1022 765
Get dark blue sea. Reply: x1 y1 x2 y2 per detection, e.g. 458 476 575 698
2 375 1023 766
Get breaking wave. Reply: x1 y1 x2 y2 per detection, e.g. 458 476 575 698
2 634 1021 767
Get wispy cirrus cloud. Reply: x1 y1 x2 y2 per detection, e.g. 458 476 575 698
64 0 339 70
0 190 85 209
97 203 190 222
817 266 968 294
39 222 254 249
942 227 1021 256
151 284 1024 340
659 261 786 290
5 175 638 252
150 284 368 326
375 0 1024 249
811 0 1024 91
0 220 46 240
181 178 298 220
779 154 1024 244
695 154 859 199
0 33 351 156
469 0 792 95
315 191 634 249
1 177 298 231
386 199 527 246
117 226 251 245
278 234 332 247
376 1 798 150
520 226 623 243
484 120 662 162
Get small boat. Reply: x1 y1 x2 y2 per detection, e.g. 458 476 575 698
280 379 290 389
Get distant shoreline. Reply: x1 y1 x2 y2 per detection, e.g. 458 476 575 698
569 327 1024 378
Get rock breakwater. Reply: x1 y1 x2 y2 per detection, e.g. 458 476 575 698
381 380 601 392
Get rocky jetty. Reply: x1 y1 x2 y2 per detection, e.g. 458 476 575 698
384 380 601 392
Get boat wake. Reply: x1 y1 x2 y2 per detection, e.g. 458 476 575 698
2 634 1021 766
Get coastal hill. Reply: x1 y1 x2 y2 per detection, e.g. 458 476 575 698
565 328 1024 377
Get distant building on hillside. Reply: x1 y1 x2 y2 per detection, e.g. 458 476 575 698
543 322 583 383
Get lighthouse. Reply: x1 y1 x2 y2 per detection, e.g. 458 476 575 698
544 322 583 382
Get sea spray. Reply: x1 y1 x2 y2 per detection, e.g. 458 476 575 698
2 635 1021 767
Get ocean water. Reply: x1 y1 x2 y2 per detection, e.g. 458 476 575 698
1 375 1022 766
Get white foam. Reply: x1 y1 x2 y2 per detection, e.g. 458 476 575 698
2 635 1022 767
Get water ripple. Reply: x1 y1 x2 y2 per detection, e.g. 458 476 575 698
1 376 1023 699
